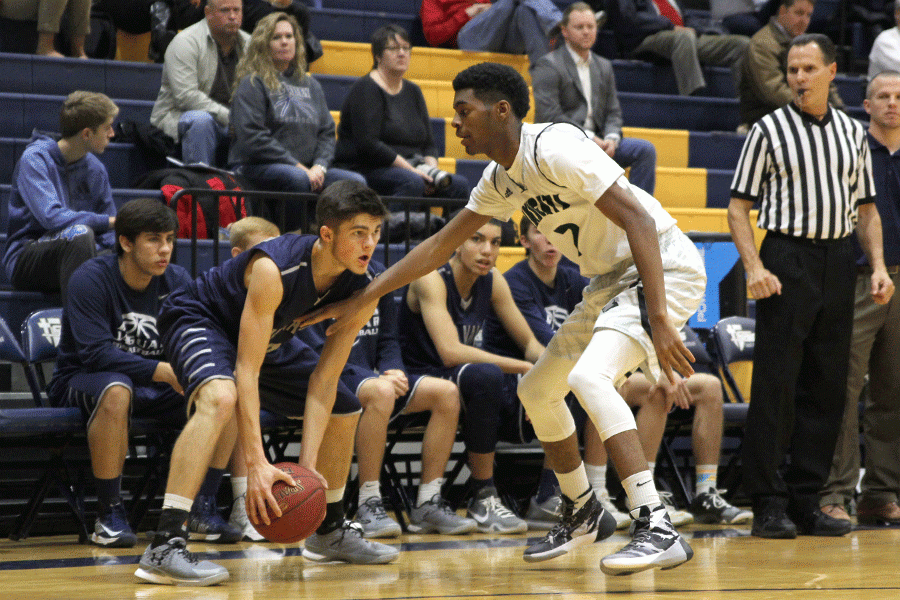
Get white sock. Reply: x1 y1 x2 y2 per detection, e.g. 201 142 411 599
358 480 380 505
162 493 194 512
417 478 444 507
556 463 592 510
647 461 656 475
622 471 660 518
231 476 247 500
584 463 607 498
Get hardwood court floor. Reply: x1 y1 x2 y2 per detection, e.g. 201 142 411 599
1 524 898 599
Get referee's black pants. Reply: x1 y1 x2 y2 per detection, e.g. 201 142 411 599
742 232 855 517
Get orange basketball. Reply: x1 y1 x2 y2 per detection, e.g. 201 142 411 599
250 462 326 543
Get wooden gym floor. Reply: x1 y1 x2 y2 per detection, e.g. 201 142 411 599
2 522 899 599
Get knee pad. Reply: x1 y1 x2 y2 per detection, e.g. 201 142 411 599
517 365 577 443
568 366 636 442
457 363 505 454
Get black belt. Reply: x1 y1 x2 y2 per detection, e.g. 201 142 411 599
765 231 850 246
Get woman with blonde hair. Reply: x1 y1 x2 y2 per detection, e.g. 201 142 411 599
229 11 364 229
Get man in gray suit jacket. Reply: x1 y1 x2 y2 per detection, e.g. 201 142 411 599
532 2 657 193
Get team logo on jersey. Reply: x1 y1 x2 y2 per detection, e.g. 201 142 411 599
544 305 570 332
505 187 514 198
353 308 380 347
461 323 481 347
521 194 570 228
115 312 161 357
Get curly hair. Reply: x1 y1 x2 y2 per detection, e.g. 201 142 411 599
452 62 530 120
233 12 306 94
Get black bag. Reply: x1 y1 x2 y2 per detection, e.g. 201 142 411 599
133 166 249 239
115 120 177 169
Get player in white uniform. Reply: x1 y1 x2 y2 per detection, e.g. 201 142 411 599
300 62 706 576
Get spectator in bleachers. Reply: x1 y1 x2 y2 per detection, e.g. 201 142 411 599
609 0 750 97
820 71 900 525
420 0 563 67
711 0 780 37
46 198 241 549
398 218 544 534
739 0 844 130
868 3 900 80
229 12 364 231
532 2 658 195
334 24 471 202
150 0 250 166
3 91 117 302
0 0 91 57
300 268 476 540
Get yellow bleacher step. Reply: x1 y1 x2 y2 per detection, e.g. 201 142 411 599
310 40 530 83
622 127 689 169
655 167 707 209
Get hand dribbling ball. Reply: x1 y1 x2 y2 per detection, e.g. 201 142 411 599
250 462 326 543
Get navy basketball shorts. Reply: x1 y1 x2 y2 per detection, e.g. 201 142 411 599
58 371 187 428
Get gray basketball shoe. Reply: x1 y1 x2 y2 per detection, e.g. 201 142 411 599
134 537 229 586
302 520 400 564
408 494 478 534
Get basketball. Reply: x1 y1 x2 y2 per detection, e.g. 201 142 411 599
250 462 326 543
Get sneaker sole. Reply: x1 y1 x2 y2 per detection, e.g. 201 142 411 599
361 526 402 539
476 521 528 534
189 532 242 544
301 547 400 564
91 532 137 548
599 536 694 576
134 566 229 586
523 507 617 563
407 520 478 535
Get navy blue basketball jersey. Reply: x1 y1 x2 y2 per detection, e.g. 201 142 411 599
482 259 587 358
50 254 192 395
159 233 373 354
399 262 494 371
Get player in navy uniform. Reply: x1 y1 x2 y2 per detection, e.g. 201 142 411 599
301 260 477 538
134 181 397 587
398 218 544 533
48 198 204 549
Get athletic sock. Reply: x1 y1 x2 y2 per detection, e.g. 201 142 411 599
417 478 443 507
470 477 495 495
584 463 607 498
622 470 660 518
231 476 247 499
556 464 591 511
358 480 381 506
152 507 190 548
317 501 345 535
197 467 225 500
95 475 122 514
696 464 718 495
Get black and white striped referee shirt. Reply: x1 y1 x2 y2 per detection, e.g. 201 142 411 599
730 102 876 240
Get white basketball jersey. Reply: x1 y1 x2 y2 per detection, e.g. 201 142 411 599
465 122 676 277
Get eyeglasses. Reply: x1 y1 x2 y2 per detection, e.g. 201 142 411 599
384 45 412 54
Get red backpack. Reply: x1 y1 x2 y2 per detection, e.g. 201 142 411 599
134 167 248 239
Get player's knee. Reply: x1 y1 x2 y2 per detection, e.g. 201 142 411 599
458 363 504 407
360 379 395 416
432 380 461 416
195 386 237 422
567 364 606 399
97 385 132 420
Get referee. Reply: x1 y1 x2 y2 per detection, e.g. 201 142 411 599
728 33 895 539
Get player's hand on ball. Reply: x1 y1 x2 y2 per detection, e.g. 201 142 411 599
247 462 296 526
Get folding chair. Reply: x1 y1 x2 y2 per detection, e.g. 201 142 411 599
711 316 755 501
7 308 91 541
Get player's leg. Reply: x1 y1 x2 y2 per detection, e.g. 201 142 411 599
136 377 235 586
402 376 476 534
567 331 692 576
354 377 403 539
62 373 137 548
457 363 527 534
687 374 751 524
583 416 631 529
227 434 265 541
188 409 242 543
517 348 618 562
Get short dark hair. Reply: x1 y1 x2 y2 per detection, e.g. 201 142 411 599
452 63 530 120
789 33 836 65
115 198 179 255
371 24 410 69
519 214 535 238
315 180 388 231
781 0 815 8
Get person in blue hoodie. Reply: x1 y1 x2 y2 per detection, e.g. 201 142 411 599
3 91 118 301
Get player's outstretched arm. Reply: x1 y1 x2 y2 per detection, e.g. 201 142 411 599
594 178 694 383
295 208 492 334
235 256 298 526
